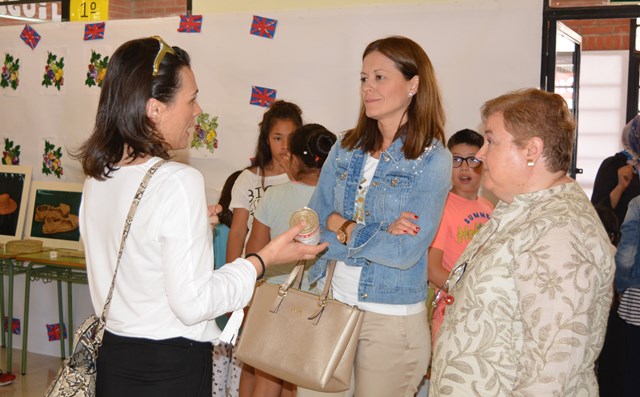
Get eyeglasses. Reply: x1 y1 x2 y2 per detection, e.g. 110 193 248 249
151 35 176 77
432 261 467 308
452 156 482 168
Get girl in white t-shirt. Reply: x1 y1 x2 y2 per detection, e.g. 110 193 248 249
226 101 303 265
228 101 302 397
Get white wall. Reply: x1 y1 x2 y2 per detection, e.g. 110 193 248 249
0 0 542 356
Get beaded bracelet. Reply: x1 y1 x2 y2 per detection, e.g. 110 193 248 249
245 253 266 280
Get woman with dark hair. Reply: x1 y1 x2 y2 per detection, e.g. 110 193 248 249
308 36 451 396
243 123 337 397
226 100 303 263
76 36 326 397
430 89 614 396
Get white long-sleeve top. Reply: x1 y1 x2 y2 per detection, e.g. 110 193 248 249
79 158 256 342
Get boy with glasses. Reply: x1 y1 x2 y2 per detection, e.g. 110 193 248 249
427 129 494 346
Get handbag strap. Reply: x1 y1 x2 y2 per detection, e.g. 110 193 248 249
271 260 338 324
98 159 168 322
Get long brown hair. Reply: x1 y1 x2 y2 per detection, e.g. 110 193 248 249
342 36 445 159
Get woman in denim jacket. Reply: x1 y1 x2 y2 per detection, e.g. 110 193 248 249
614 195 640 396
307 36 451 397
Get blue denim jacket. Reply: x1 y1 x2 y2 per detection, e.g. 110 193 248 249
308 135 451 304
615 195 640 293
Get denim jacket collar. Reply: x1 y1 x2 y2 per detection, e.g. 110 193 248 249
383 136 406 164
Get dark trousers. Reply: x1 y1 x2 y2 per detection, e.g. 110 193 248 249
96 330 213 397
597 299 626 397
622 321 640 397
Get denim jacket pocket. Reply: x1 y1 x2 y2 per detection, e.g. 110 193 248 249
377 173 414 217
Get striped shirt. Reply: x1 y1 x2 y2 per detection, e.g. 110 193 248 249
618 287 640 326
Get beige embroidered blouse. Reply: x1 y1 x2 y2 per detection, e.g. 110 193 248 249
431 181 614 397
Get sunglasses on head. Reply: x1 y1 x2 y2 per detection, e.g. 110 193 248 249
151 35 177 77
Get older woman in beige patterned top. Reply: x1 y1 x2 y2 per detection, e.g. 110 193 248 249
430 88 614 396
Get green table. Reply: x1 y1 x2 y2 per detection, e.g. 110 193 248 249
0 251 33 374
15 250 86 375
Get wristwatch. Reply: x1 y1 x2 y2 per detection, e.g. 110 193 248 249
336 220 356 245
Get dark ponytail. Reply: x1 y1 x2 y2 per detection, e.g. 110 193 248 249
290 123 337 169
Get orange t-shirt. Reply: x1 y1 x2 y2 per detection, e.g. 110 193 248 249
430 192 493 345
430 192 494 272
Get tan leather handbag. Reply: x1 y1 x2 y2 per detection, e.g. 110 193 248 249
236 260 363 392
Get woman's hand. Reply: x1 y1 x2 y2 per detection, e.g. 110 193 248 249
611 164 635 209
207 204 222 228
617 164 634 190
386 211 420 235
257 223 328 267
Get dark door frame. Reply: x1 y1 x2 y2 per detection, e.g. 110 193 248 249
542 0 640 120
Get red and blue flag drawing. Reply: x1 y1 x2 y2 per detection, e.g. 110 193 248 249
178 14 202 33
250 85 277 108
46 323 67 341
20 24 41 50
3 317 20 335
84 22 105 40
250 15 277 39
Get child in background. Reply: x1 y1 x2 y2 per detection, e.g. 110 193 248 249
428 129 494 346
211 170 244 323
210 169 244 397
243 123 337 397
230 101 303 397
226 101 303 264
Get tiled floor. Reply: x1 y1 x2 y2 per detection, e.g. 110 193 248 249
0 348 60 396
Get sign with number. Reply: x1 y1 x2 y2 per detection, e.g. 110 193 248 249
69 0 109 21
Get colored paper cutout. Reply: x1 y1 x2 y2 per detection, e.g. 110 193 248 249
46 323 67 341
178 14 202 33
191 112 219 153
1 53 20 91
42 52 65 91
250 15 277 39
42 139 64 178
2 138 21 165
250 85 277 108
84 22 105 40
85 50 109 88
20 24 41 50
3 317 20 335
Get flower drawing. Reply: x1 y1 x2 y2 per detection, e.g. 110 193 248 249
2 138 20 165
0 53 20 90
191 112 219 153
42 52 64 90
85 50 109 88
42 140 63 178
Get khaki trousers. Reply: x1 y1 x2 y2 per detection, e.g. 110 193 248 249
298 310 430 397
